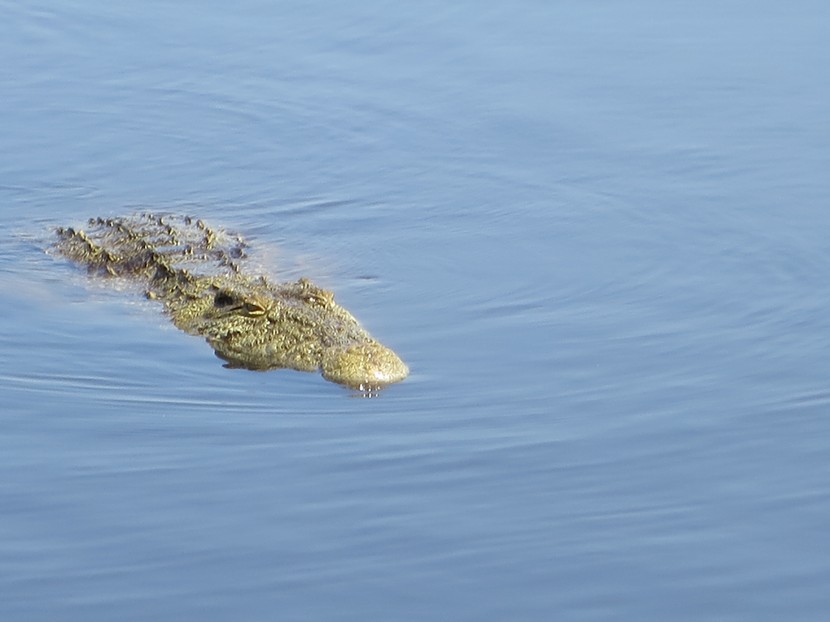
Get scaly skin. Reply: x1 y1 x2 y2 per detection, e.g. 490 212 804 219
54 214 408 389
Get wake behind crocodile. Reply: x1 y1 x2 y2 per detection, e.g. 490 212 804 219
53 214 408 390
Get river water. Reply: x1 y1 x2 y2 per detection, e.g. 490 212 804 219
2 1 830 620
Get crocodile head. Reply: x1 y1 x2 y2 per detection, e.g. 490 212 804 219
169 276 409 390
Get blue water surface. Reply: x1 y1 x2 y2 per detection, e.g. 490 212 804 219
2 1 830 620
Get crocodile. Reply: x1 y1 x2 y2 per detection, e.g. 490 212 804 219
53 214 408 390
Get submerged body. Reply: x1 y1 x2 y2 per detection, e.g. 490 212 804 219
54 214 408 389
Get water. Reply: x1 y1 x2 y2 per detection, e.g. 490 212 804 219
2 1 830 620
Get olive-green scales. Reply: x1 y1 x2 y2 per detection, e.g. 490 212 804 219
54 214 408 390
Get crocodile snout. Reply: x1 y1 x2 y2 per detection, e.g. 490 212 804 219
321 341 409 389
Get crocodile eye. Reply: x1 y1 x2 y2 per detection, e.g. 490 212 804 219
214 291 235 307
304 290 334 307
243 302 266 317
